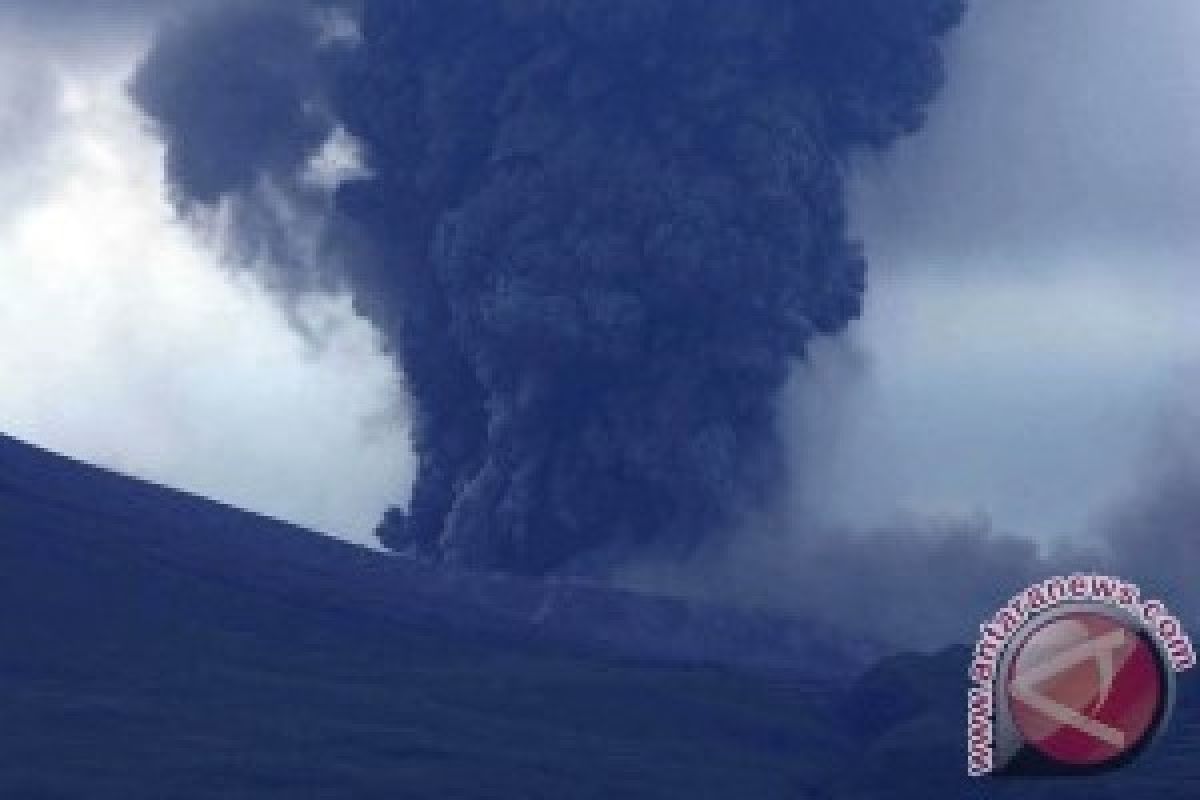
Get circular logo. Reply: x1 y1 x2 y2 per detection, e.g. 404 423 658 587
1004 609 1168 770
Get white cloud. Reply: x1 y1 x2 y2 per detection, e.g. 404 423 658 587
0 39 413 545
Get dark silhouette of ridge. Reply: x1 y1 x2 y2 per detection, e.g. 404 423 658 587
0 432 874 681
0 431 855 798
2 431 1198 798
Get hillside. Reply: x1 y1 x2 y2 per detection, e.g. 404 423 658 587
0 433 854 798
2 432 1198 798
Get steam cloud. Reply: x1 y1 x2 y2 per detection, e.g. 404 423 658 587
134 0 965 574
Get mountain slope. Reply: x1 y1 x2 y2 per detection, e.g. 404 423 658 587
3 432 1198 798
0 433 851 799
0 432 873 682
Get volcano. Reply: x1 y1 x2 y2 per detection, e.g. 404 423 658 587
2 432 1197 798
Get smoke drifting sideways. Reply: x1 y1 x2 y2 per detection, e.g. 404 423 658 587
627 0 1200 649
622 358 1200 649
134 0 966 575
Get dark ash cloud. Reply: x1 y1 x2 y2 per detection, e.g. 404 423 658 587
130 2 337 206
119 0 1200 656
134 0 964 574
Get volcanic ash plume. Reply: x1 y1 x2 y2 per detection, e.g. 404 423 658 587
135 0 965 574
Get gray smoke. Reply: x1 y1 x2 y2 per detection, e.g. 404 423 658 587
1102 393 1200 622
133 0 965 574
624 0 1200 648
121 0 1200 651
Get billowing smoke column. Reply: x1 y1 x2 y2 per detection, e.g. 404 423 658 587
135 0 964 574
